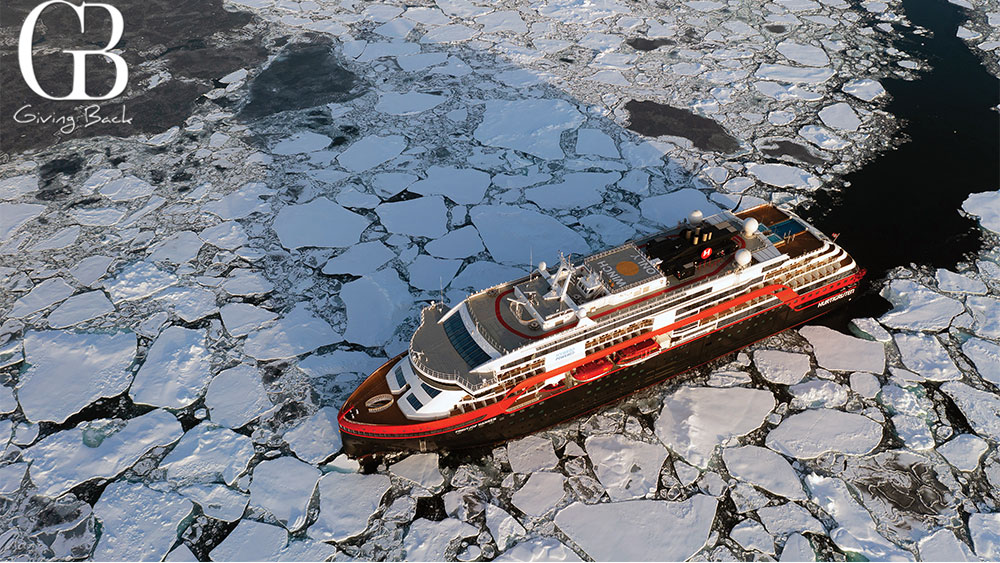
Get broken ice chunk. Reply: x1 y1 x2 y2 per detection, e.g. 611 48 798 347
273 197 371 249
17 330 136 424
8 277 75 318
470 204 588 265
336 135 407 172
757 503 825 536
474 99 585 160
311 472 392 541
377 195 449 238
722 445 807 500
376 91 448 115
68 255 114 287
555 495 717 561
282 407 342 464
403 518 478 560
131 326 212 409
962 337 1000 386
818 102 861 131
655 387 774 468
407 255 462 291
199 221 249 250
485 503 526 552
585 434 667 500
917 528 976 561
205 364 270 429
879 279 964 331
202 183 274 220
753 350 810 385
766 409 882 458
506 435 558 474
494 538 581 562
842 78 886 101
26 410 182 498
92 481 193 561
45 290 115 328
0 203 45 242
969 513 1000 559
341 268 410 347
731 519 775 554
526 172 620 210
425 226 485 259
805 475 912 560
29 225 80 252
159 423 254 486
102 261 178 303
961 191 1000 235
746 163 822 190
322 241 395 275
219 302 278 338
893 333 959 381
98 175 154 201
937 433 988 471
272 132 332 155
799 325 885 373
640 188 722 227
250 456 321 531
178 483 249 522
209 520 287 561
243 303 340 361
776 41 830 66
390 452 444 490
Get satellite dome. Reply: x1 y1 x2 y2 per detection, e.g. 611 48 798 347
742 218 759 237
735 249 752 267
689 210 703 225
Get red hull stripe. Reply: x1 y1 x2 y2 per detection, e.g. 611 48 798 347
339 269 865 439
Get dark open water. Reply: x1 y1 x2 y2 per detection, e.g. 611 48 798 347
802 0 1000 329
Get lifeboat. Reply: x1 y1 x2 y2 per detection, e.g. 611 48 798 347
616 339 660 367
573 358 614 382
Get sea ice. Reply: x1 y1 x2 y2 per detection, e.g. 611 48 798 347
425 226 485 259
818 102 862 131
512 472 566 517
941 382 1000 441
8 277 75 318
341 268 411 347
722 445 807 500
731 519 775 554
179 483 249 522
30 225 80 251
390 453 444 490
336 134 407 172
45 291 114 328
485 503 526 551
842 78 887 101
506 435 558 474
131 326 211 409
312 472 392 541
654 387 774 467
407 255 462 291
98 175 154 201
148 231 203 264
892 414 934 449
938 433 988 471
17 330 136 424
966 295 1000 338
243 303 340 361
0 385 16 414
205 364 271 429
495 538 582 562
893 333 959 381
221 269 273 297
322 241 396 275
576 128 619 158
219 303 278 338
755 64 834 84
283 407 342 464
409 166 491 205
26 409 182 498
962 337 1000 386
766 409 882 458
403 518 478 560
159 423 254 486
273 197 370 250
753 350 810 384
276 539 338 562
68 255 114 287
789 380 849 409
199 221 249 250
450 262 527 292
102 261 177 303
0 203 44 242
776 41 830 66
376 195 449 238
209 520 287 561
272 132 331 155
799 325 885 373
377 91 448 115
805 475 912 561
0 463 27 495
92 481 193 561
970 513 1000 559
585 434 668 500
799 125 849 150
471 204 588 265
962 191 1000 235
555 495 717 561
850 372 881 398
202 183 274 220
918 528 976 561
746 163 821 190
474 99 585 160
640 189 722 228
757 503 826 536
525 172 620 210
0 174 37 199
879 279 964 331
250 456 320 531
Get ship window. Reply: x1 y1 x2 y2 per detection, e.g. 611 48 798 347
394 366 407 388
406 393 423 410
443 313 492 368
421 382 442 399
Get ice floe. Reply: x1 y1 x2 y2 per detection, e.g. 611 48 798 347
800 325 885 373
789 380 849 408
45 290 115 328
818 102 862 131
585 434 668 500
410 166 491 205
970 513 1000 559
780 533 816 561
879 279 964 331
8 277 75 319
337 134 408 172
940 382 1000 441
757 502 826 536
470 204 589 265
403 517 478 560
17 330 136 424
312 472 392 541
205 364 271 429
179 483 249 522
937 433 988 471
731 518 775 554
506 435 558 474
159 423 254 486
219 303 278 338
243 303 340 361
893 333 960 381
341 268 411 347
474 99 584 160
272 132 332 155
0 203 44 242
917 528 977 561
131 326 211 409
723 445 807 500
98 175 154 201
962 191 1000 235
249 456 320 531
805 475 912 560
495 538 581 562
209 520 287 561
655 387 774 467
26 409 182 498
390 453 444 490
376 196 449 239
766 409 882 458
842 78 887 101
92 481 193 561
322 241 396 275
640 189 722 227
512 472 566 517
753 349 811 384
485 503 526 552
273 197 370 250
555 495 717 561
282 407 342 464
962 337 1000 386
102 261 177 303
746 163 821 190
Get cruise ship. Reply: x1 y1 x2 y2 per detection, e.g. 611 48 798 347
338 204 864 457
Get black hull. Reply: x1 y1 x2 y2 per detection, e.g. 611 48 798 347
342 290 856 458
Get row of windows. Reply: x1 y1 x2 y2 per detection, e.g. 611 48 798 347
443 313 492 368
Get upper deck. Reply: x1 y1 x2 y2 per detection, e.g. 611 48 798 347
409 204 828 393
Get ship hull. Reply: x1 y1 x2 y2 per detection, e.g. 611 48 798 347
341 281 860 458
